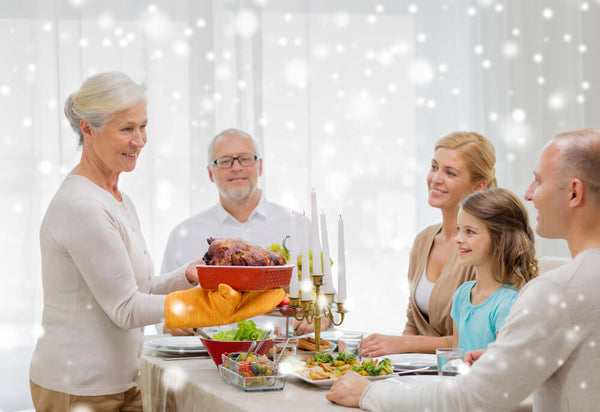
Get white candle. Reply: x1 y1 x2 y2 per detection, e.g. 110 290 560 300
320 211 334 294
289 211 299 298
337 214 347 302
310 189 322 274
301 212 312 301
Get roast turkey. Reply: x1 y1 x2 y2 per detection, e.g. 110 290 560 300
202 238 287 266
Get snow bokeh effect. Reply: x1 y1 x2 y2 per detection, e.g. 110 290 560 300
1 0 598 407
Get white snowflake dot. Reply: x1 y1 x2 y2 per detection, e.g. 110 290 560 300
589 341 596 347
535 356 545 367
512 28 520 36
451 87 460 96
467 7 477 16
86 304 92 310
495 4 504 12
503 392 509 398
563 34 572 42
0 85 10 96
196 19 206 28
542 8 554 19
408 4 418 14
580 382 587 389
482 59 492 69
533 53 543 63
581 3 589 11
489 112 498 122
512 109 526 123
474 44 484 55
577 293 586 300
579 44 587 53
537 77 545 85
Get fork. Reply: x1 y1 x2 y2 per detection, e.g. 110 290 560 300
394 366 433 375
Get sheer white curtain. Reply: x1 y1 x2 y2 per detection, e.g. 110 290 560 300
1 0 598 408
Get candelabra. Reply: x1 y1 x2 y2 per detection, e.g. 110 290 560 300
288 273 346 353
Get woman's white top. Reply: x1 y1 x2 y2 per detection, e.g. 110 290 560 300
30 174 193 396
414 266 435 316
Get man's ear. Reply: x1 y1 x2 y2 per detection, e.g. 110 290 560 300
258 158 263 177
207 165 215 182
568 178 585 208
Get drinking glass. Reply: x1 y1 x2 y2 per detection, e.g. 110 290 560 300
339 334 363 362
270 336 298 362
436 348 465 376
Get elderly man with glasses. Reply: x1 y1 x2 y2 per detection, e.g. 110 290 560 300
160 128 322 336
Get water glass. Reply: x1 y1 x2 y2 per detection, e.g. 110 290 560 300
339 335 363 362
436 348 464 376
270 336 298 362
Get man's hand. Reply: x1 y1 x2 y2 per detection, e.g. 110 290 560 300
326 371 370 408
464 349 487 366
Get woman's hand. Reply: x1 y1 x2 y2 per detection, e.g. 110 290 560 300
185 259 204 285
464 349 487 366
293 317 331 335
167 328 197 336
361 333 401 357
326 371 370 408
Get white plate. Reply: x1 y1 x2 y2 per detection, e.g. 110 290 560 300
144 336 207 355
377 353 437 370
293 371 392 387
308 330 363 344
389 375 445 384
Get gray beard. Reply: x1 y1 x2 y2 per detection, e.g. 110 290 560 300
219 183 257 203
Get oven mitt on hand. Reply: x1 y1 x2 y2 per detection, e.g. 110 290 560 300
164 284 285 329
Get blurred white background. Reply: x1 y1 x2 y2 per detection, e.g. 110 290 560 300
1 0 597 409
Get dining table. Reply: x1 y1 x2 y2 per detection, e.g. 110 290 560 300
140 335 533 412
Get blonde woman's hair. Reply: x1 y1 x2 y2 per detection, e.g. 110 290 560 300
460 188 538 289
435 131 497 189
64 72 146 145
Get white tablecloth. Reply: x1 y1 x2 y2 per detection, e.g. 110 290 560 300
140 343 533 412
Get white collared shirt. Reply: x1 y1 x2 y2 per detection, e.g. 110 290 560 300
161 192 298 273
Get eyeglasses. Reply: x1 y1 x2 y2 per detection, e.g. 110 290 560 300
211 154 258 169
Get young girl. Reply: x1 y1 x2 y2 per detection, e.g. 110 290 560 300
451 188 538 352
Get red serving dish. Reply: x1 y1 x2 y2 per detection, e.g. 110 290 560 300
201 337 274 366
195 264 294 291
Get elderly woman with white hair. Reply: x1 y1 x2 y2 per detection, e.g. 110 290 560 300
29 72 283 411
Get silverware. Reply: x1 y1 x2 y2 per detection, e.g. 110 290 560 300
394 366 433 375
251 330 271 358
238 341 257 361
275 338 291 364
193 328 212 340
164 355 210 361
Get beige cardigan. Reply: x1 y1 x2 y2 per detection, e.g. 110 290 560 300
403 223 475 347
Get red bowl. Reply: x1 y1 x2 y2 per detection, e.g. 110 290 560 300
195 264 294 291
200 338 274 367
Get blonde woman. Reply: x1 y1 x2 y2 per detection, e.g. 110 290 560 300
362 132 497 356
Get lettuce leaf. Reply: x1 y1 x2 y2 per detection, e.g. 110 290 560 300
212 320 266 341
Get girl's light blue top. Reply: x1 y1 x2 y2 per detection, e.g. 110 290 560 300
451 280 518 352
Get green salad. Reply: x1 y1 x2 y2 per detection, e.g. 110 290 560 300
212 320 266 341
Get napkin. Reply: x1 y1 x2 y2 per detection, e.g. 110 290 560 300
164 284 285 329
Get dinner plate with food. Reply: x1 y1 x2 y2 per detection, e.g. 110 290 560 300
378 353 437 371
294 337 336 360
293 352 395 387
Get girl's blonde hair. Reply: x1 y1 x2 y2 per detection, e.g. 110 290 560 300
460 188 538 288
64 71 146 145
435 131 497 189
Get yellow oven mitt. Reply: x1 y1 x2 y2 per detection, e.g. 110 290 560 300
164 284 285 329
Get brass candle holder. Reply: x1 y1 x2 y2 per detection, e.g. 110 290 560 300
288 273 347 353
